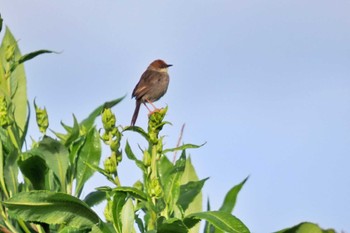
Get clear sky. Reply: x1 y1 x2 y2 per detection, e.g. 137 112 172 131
1 1 350 232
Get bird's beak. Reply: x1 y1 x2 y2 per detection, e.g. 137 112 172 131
167 64 173 67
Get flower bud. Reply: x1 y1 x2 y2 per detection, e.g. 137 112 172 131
149 178 163 198
143 150 151 167
34 102 49 134
101 132 110 142
101 108 116 132
133 180 143 191
104 155 117 174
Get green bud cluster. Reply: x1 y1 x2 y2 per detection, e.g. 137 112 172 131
101 108 122 176
147 107 168 144
149 178 163 198
34 102 49 134
0 96 12 127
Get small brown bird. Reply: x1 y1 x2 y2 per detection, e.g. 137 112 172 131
131 59 172 126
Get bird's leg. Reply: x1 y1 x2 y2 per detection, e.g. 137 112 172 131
144 99 161 116
143 103 153 112
145 98 158 110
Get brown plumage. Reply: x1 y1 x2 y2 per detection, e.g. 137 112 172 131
131 59 172 126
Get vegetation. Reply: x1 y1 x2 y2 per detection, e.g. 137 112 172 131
0 16 336 233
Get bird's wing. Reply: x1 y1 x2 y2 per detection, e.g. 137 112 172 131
132 70 160 98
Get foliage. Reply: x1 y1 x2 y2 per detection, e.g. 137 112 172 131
0 22 337 233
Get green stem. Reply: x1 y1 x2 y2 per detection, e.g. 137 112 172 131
17 219 31 233
150 144 157 180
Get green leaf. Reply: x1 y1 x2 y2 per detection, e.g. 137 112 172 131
162 152 186 214
95 222 115 233
274 222 336 233
112 192 127 233
83 190 106 207
157 218 189 233
17 49 56 65
158 154 174 185
121 198 136 233
123 126 150 142
63 114 80 147
181 156 203 233
27 136 69 191
84 162 115 184
80 96 125 130
3 191 101 228
203 198 213 233
125 140 146 172
0 27 28 134
58 226 92 233
163 143 205 154
75 127 101 196
18 156 47 190
185 211 250 233
219 176 249 213
177 178 208 213
112 186 147 201
3 148 19 196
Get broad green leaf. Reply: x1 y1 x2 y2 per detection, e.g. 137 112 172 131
80 96 125 130
162 152 186 215
112 192 127 233
158 155 174 185
19 156 47 190
177 178 208 213
0 27 27 134
3 191 101 228
163 143 205 154
181 156 203 233
219 176 249 213
27 136 69 191
112 186 147 201
185 211 250 233
84 190 106 207
121 198 136 233
274 222 336 233
75 127 101 196
157 217 189 233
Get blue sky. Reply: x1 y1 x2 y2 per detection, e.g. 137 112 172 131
1 0 350 232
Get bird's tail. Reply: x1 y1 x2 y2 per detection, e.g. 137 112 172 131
131 100 141 126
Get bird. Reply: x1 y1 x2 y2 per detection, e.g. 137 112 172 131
131 59 172 126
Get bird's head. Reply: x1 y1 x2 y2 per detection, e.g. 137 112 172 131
148 59 172 72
